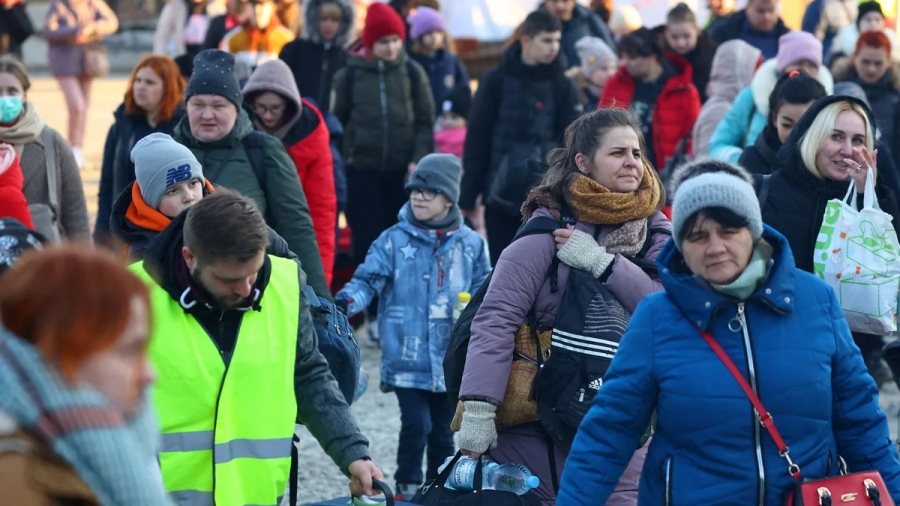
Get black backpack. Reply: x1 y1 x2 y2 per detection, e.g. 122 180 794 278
443 209 669 447
536 224 668 449
443 213 570 403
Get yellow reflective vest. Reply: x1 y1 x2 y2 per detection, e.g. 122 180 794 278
132 256 299 506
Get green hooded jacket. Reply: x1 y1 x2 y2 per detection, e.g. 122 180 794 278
332 46 435 173
173 110 331 298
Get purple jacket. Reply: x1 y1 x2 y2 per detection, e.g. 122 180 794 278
43 0 118 77
459 209 672 404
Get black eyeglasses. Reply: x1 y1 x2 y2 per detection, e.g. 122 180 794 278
409 188 438 201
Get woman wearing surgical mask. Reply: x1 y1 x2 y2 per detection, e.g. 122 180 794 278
0 55 90 242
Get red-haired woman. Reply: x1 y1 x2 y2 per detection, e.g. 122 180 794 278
836 30 900 173
0 245 167 505
95 55 186 246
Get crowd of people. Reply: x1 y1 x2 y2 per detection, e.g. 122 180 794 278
1 0 900 505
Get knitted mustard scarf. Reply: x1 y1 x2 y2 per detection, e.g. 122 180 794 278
564 164 663 225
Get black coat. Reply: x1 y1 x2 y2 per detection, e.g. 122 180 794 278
707 9 789 47
682 32 716 103
739 126 781 175
94 104 184 243
459 42 581 210
758 95 900 274
0 3 33 59
279 39 348 108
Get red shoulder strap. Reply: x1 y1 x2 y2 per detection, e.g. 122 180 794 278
696 327 802 480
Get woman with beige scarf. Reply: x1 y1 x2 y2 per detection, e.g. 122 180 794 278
0 56 90 241
453 108 672 505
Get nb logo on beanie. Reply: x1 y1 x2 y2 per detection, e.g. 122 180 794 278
166 164 193 188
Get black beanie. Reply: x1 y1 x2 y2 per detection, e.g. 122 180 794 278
0 218 45 277
857 1 885 28
185 50 243 109
441 84 472 120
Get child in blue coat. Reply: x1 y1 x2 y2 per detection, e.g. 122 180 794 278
406 7 470 110
335 153 491 499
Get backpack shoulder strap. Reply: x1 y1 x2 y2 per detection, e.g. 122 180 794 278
242 130 267 189
343 65 356 110
41 128 59 212
405 59 420 102
758 174 772 208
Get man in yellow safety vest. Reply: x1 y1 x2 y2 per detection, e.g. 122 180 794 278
132 189 382 505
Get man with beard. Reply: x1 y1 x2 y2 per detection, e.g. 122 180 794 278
131 189 382 506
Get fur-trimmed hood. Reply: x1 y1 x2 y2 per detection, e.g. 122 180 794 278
833 25 898 61
303 0 356 47
750 59 835 116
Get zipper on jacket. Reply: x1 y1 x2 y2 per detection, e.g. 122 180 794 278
664 456 673 506
735 302 766 506
378 60 389 170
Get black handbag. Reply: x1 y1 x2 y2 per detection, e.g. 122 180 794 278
409 452 541 506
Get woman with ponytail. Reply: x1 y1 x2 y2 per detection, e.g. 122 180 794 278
454 108 671 506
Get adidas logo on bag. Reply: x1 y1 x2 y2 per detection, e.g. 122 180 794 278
588 378 603 390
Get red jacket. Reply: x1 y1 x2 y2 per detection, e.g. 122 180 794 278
598 52 701 171
283 98 337 285
0 153 33 229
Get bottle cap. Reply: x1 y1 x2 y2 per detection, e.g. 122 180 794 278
525 476 540 489
458 292 471 303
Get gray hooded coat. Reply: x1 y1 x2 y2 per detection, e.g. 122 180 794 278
279 0 356 107
691 40 762 157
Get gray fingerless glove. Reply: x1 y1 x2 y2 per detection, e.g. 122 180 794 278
557 229 616 278
458 401 498 454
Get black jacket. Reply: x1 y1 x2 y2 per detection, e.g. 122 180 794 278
140 210 369 472
683 32 716 103
459 42 581 210
94 104 184 243
707 9 790 47
759 95 900 274
279 39 348 109
202 13 229 50
278 0 355 108
845 68 900 173
0 3 33 59
739 126 781 175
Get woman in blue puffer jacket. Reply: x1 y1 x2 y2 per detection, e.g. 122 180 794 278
556 158 900 505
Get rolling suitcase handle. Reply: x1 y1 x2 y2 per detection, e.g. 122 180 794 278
352 479 395 506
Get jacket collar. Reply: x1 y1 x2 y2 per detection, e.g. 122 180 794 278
656 225 795 331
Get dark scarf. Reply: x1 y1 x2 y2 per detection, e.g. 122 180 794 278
405 203 463 232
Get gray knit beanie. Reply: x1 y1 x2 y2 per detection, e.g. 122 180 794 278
405 153 462 204
669 159 763 251
132 133 204 209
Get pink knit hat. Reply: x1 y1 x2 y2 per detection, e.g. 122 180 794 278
776 31 822 73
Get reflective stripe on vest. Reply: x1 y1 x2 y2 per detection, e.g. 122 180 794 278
131 257 299 506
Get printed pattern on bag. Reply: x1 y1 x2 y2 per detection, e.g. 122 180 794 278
538 267 632 446
813 173 900 334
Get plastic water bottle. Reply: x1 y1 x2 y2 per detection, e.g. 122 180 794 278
353 367 369 402
453 292 471 322
438 456 540 495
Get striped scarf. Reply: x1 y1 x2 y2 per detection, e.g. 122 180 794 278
0 327 169 505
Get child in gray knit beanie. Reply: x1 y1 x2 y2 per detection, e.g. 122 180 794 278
132 133 206 218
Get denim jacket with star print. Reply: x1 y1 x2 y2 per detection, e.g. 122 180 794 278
336 206 491 391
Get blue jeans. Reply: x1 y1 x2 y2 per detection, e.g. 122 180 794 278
394 388 456 485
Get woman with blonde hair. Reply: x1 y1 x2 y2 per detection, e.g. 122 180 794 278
759 95 900 386
94 55 186 246
0 245 167 505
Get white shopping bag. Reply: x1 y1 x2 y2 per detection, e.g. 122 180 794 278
813 168 900 335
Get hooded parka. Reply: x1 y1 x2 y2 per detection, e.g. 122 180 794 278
279 0 355 108
243 59 337 284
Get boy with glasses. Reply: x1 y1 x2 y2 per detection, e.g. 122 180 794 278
335 153 491 500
